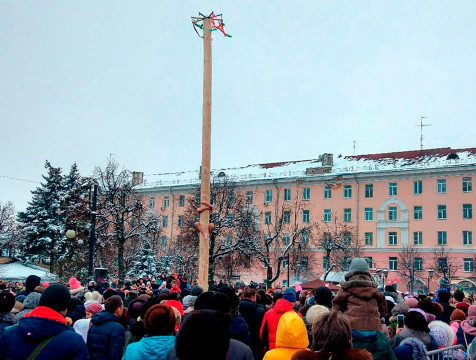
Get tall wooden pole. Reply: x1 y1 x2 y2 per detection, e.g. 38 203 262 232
198 17 212 290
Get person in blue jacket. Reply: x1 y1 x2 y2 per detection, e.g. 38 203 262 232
122 304 176 360
88 295 126 360
0 284 88 360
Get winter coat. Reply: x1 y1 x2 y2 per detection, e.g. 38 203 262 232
436 302 455 324
15 291 40 321
351 329 397 360
167 339 254 360
122 335 175 360
332 270 387 331
239 299 265 358
457 319 476 350
0 312 16 336
231 315 251 345
263 311 309 360
260 299 296 350
393 328 438 350
450 320 462 345
291 348 373 360
393 337 430 360
0 306 88 360
88 311 126 360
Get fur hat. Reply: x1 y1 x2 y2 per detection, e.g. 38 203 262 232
305 305 330 326
429 320 454 347
406 311 429 332
144 304 176 336
84 291 102 306
86 303 102 315
0 292 15 313
39 284 71 312
467 305 476 320
348 258 369 273
451 309 466 322
283 289 296 303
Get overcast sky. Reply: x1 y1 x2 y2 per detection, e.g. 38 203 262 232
1 1 475 211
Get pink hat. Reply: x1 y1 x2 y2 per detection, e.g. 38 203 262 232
41 281 50 288
69 277 81 290
405 297 419 308
468 305 476 320
86 303 103 315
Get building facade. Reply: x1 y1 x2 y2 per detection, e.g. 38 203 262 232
134 147 476 292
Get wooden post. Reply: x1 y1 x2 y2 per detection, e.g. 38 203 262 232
198 17 212 290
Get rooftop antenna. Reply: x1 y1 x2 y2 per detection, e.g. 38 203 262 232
416 116 431 150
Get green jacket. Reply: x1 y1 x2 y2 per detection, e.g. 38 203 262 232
351 329 396 360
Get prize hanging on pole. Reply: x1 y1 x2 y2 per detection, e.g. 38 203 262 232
192 12 232 38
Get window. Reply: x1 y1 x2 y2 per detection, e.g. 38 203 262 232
160 236 167 246
162 216 168 227
323 209 331 223
163 196 170 208
389 182 397 196
389 257 397 270
365 184 373 198
414 206 423 220
364 208 373 221
265 190 272 203
365 232 373 246
463 204 473 219
284 189 291 202
414 258 423 271
302 210 310 223
282 234 290 246
179 195 185 207
438 205 447 220
246 191 253 204
344 208 352 222
414 181 423 195
463 231 472 245
388 232 398 246
303 188 310 201
413 231 423 246
344 185 352 198
437 231 447 246
149 197 155 208
365 257 373 268
324 186 332 199
437 179 446 194
264 212 271 225
302 231 309 245
388 206 397 221
323 257 330 270
344 231 352 245
342 257 350 270
438 257 448 273
301 256 309 269
281 258 288 268
463 177 472 192
178 215 184 227
283 211 291 224
464 258 474 272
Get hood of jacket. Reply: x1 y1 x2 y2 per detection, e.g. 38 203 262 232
273 298 295 314
0 312 16 325
91 310 119 326
275 311 308 349
461 319 476 336
397 337 429 360
22 292 41 310
130 335 175 358
238 299 256 317
340 280 380 300
18 306 68 340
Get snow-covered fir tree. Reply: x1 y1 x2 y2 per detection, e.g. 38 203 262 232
129 238 160 278
17 161 66 266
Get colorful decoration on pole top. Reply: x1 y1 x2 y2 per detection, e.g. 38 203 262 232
192 12 232 38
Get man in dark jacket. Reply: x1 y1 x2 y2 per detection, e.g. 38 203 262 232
16 275 41 298
88 295 125 360
238 289 265 360
0 284 88 360
436 291 454 324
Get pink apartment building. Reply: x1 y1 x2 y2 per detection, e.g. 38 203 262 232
134 147 476 293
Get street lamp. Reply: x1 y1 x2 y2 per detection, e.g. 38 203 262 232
427 268 434 294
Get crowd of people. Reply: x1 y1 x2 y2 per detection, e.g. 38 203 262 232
0 258 475 360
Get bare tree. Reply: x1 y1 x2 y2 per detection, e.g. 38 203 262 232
398 245 422 293
318 212 360 281
430 245 460 282
0 201 19 257
179 176 260 289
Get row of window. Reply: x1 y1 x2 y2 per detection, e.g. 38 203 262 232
363 230 473 246
149 195 187 208
386 257 474 272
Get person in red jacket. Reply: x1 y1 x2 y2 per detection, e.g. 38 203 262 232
260 289 298 351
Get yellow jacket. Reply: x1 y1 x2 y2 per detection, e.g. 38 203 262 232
263 311 309 360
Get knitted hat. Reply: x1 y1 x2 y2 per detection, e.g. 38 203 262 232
348 258 369 273
103 289 116 300
144 304 176 336
170 286 181 294
39 284 71 312
456 302 470 315
69 277 81 290
451 309 466 322
165 300 184 316
86 303 103 315
305 305 330 326
183 295 197 310
194 292 214 311
314 287 333 308
190 286 203 297
0 292 15 313
385 285 397 293
25 275 41 291
404 297 419 308
467 305 476 320
429 320 454 347
84 291 102 306
282 289 296 303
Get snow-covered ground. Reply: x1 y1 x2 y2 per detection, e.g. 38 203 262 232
0 261 57 281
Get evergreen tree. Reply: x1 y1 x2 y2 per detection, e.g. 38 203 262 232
18 161 65 267
129 238 160 278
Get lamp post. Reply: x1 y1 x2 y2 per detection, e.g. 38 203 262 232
427 268 434 294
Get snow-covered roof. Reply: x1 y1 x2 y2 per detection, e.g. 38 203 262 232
136 147 476 190
0 260 57 281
